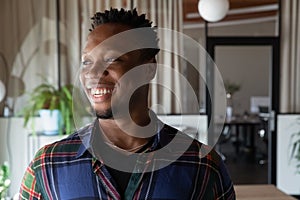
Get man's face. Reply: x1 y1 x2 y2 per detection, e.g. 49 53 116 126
80 23 153 119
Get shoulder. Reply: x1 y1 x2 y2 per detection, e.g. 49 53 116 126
44 133 81 152
161 125 234 180
31 125 92 170
159 124 222 165
181 139 235 199
187 140 236 199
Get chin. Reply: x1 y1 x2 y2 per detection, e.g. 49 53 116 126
96 109 113 119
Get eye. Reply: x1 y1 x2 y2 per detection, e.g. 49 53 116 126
104 57 119 64
82 60 93 67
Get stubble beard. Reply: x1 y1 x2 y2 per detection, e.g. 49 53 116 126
94 94 128 120
96 108 113 119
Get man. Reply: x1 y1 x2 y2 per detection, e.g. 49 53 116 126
20 8 235 199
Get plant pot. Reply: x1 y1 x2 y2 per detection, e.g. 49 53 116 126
38 109 62 135
226 106 233 119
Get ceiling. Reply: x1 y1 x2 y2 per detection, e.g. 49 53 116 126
183 0 279 24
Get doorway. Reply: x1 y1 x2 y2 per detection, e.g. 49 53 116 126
206 37 280 184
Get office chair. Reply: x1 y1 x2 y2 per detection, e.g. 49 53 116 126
257 106 269 165
216 125 233 161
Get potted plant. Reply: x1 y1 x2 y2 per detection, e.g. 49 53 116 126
0 162 10 200
224 80 241 118
224 80 241 98
22 82 74 135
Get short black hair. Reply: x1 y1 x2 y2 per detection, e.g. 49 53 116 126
90 8 152 30
90 8 160 60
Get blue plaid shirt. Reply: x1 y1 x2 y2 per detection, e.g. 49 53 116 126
20 120 235 200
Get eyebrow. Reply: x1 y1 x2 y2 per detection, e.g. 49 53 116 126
82 46 117 54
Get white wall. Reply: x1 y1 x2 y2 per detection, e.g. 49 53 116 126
0 117 65 197
0 118 28 197
183 20 276 115
215 46 270 114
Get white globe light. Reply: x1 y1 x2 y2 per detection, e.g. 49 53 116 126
198 0 229 22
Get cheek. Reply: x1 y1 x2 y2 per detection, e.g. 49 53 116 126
79 72 86 87
108 67 129 80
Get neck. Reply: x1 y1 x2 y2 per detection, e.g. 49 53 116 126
98 109 154 152
98 87 154 152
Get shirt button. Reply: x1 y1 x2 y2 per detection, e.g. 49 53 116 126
136 168 142 173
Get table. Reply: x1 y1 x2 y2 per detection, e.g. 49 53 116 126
234 184 297 200
224 116 261 154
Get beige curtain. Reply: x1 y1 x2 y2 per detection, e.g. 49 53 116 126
0 0 131 115
134 0 184 114
0 0 58 115
1 0 184 115
280 0 300 112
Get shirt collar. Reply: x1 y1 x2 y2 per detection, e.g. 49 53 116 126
76 120 97 158
75 112 169 158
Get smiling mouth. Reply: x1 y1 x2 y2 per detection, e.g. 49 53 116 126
90 87 114 98
91 87 113 96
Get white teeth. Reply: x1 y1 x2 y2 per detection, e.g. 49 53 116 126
91 88 113 96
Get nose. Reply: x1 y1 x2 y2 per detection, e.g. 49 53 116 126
83 63 109 79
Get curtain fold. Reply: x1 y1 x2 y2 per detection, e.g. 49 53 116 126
134 0 184 114
0 0 58 115
1 0 185 115
280 0 300 112
59 0 131 86
0 0 131 115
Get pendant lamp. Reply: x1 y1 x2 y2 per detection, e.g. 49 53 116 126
198 0 229 22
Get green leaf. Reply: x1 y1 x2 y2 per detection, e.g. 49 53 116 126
21 82 75 135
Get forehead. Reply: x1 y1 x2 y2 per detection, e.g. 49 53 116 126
83 23 133 53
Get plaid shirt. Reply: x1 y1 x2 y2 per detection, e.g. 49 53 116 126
20 120 235 200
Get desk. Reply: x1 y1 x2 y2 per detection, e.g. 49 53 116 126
224 116 261 154
235 184 297 200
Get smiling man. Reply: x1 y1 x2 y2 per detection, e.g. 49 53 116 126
19 8 235 200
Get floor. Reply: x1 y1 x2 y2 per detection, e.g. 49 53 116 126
217 128 269 185
217 129 300 200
